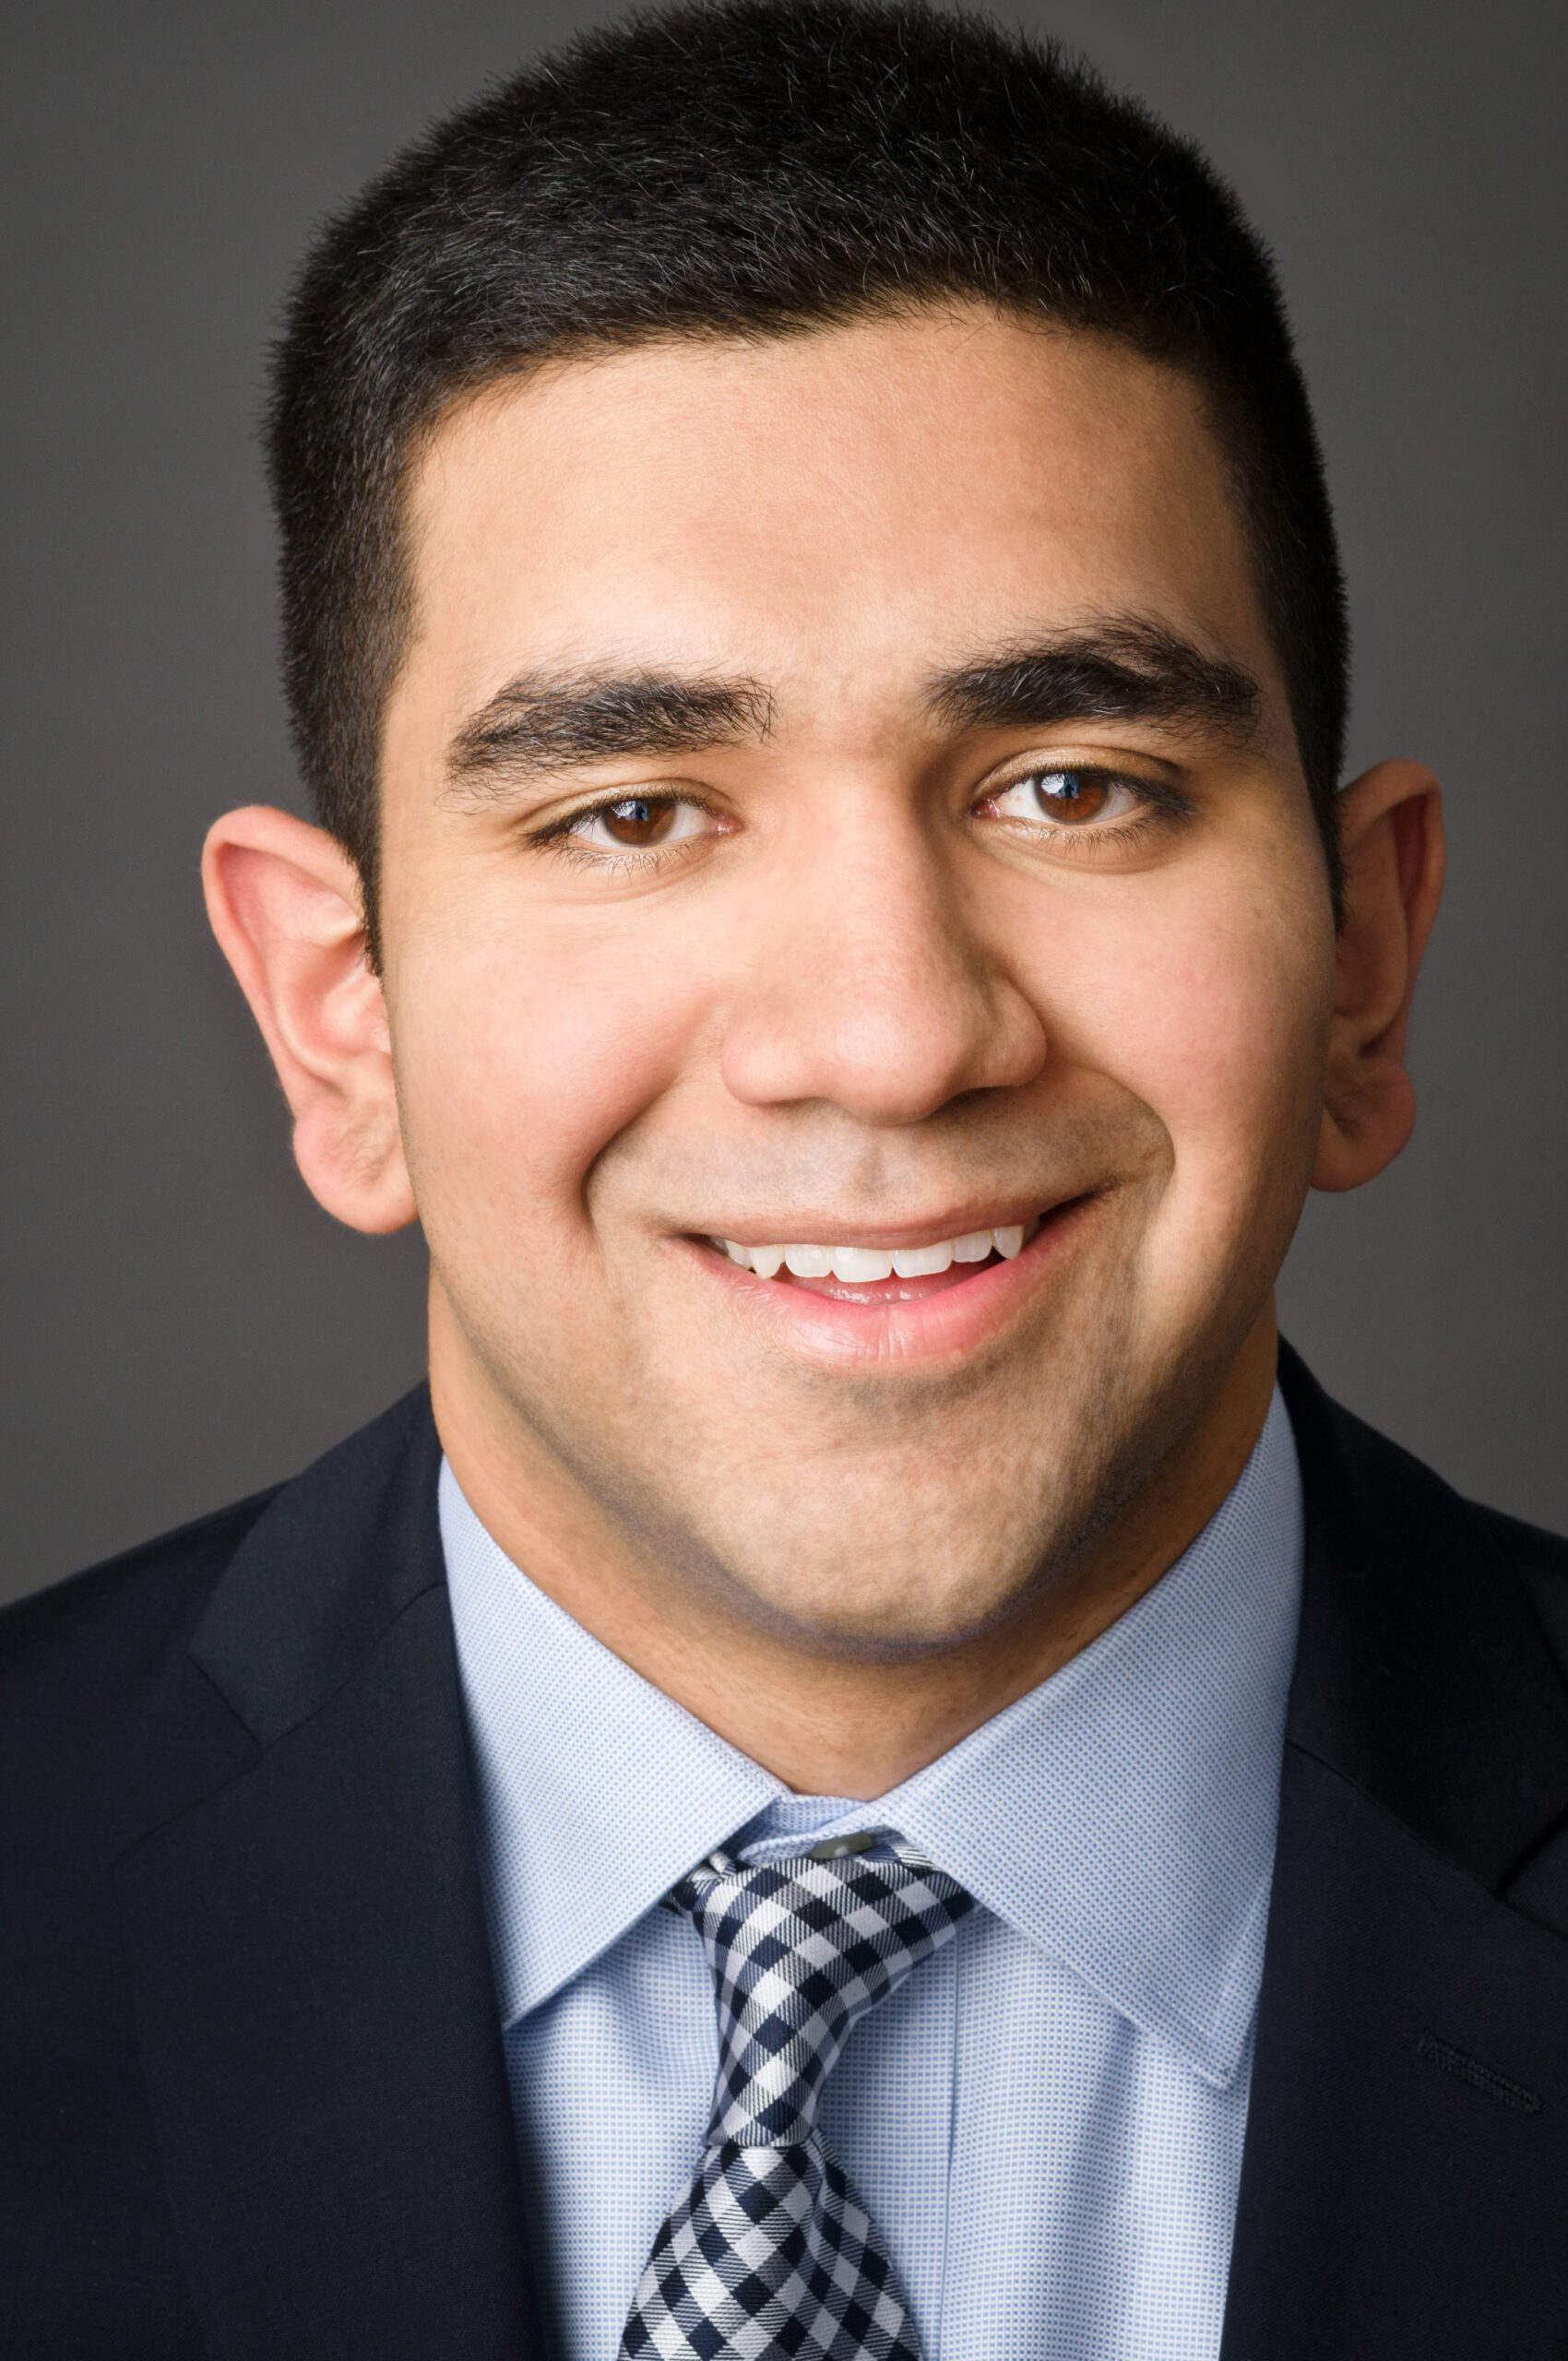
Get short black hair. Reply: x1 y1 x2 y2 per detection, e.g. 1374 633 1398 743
268 0 1348 940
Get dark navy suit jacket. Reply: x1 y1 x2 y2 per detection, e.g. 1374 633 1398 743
5 1345 1568 2357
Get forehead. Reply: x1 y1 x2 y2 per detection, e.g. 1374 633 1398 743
399 306 1277 737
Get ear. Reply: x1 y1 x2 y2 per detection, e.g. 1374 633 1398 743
202 806 418 1233
1313 759 1445 1193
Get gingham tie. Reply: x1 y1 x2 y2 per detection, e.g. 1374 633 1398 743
620 1837 974 2361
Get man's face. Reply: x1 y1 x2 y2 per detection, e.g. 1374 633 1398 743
377 306 1333 1651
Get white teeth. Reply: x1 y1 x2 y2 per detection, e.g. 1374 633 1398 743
892 1238 955 1277
831 1246 895 1282
720 1225 1031 1279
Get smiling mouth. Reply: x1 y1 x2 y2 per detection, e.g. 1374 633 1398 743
701 1213 1052 1301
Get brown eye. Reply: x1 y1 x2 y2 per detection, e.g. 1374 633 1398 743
1023 769 1113 823
561 792 719 860
600 795 679 846
982 767 1141 830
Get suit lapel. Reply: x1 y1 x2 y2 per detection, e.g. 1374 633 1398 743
116 1391 542 2361
1221 1350 1568 2358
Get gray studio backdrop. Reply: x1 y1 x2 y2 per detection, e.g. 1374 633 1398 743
4 0 1563 1602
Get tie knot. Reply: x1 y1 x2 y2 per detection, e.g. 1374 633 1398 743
671 1844 973 2150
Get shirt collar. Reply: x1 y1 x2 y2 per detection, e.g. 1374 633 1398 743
443 1387 1301 2088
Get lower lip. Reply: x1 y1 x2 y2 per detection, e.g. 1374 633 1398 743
684 1198 1096 1369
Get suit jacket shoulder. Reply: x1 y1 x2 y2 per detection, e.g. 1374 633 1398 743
0 1494 275 2358
1482 1498 1568 1663
0 1386 539 2361
1220 1350 1568 2360
0 1486 275 1797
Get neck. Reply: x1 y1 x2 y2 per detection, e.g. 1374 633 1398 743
432 1304 1278 1798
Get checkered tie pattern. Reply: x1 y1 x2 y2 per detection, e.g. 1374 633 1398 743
620 1838 974 2360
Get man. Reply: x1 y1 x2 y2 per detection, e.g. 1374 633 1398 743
4 2 1566 2354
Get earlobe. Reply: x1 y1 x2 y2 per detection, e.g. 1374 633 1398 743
1313 760 1445 1193
202 806 418 1234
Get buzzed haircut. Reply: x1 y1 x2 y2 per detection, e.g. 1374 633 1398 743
268 0 1348 942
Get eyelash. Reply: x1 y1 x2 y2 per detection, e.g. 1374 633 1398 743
529 796 728 871
529 766 1190 868
979 765 1192 851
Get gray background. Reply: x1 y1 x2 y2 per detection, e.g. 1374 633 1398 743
4 0 1563 1604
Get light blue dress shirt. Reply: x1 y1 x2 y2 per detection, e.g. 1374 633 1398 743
442 1386 1301 2361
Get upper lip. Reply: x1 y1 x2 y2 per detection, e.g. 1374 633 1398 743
687 1199 1075 1250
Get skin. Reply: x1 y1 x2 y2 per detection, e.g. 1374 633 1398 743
206 306 1443 1797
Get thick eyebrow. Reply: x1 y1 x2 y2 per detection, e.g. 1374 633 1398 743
924 620 1262 746
446 666 773 794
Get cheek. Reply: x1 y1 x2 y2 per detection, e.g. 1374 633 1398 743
1034 875 1331 1230
387 906 704 1242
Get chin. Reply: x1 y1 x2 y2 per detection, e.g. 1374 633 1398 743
716 1522 1077 1663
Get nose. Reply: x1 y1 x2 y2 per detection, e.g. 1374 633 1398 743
719 807 1048 1124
